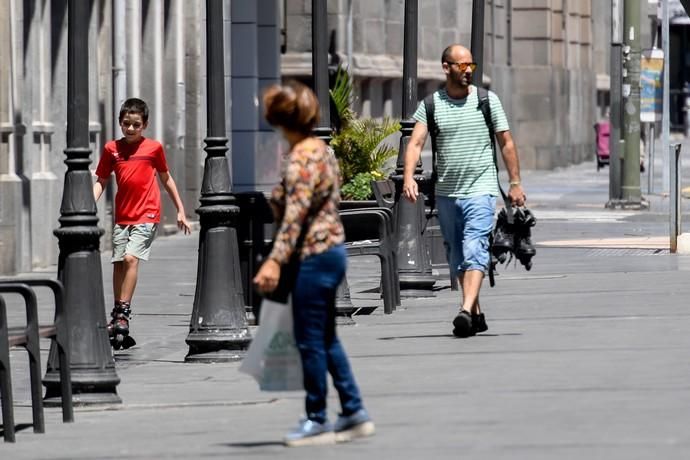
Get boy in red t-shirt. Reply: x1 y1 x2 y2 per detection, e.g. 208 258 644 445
94 98 191 350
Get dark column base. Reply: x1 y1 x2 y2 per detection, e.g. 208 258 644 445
398 276 437 298
392 176 436 298
44 368 121 406
46 226 121 406
186 204 251 363
185 331 251 363
605 198 650 210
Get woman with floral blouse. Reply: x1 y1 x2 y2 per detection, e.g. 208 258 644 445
254 81 375 447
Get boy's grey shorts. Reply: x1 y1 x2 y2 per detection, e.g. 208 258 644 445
112 223 158 262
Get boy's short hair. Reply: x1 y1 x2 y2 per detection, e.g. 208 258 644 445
119 98 149 123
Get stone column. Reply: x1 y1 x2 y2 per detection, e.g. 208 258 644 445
231 1 264 192
126 0 142 97
257 0 282 191
28 0 61 270
162 0 188 229
0 0 26 276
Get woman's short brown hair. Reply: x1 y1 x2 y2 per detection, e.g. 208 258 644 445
263 81 320 135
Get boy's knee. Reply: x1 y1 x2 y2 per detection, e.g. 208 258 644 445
123 254 140 266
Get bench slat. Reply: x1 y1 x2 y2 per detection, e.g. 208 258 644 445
6 325 57 348
7 333 28 347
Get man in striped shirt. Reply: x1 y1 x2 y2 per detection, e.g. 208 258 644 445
402 44 526 338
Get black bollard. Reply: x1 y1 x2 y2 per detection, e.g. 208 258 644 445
470 0 485 87
43 0 121 405
185 0 250 363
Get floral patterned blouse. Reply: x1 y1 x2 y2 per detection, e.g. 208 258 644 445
268 138 345 264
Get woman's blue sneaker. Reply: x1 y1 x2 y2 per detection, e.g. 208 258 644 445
283 419 335 447
334 409 375 442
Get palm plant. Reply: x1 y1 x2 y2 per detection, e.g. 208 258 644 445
329 66 400 200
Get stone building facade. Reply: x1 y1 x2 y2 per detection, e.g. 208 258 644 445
284 0 598 169
1 0 207 276
2 0 599 276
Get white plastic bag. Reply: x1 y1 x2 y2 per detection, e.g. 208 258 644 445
239 297 303 391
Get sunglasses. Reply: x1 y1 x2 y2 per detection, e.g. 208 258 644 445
445 61 477 72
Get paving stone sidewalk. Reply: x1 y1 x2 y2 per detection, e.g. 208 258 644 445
2 153 690 459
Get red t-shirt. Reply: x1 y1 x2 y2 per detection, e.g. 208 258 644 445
95 137 169 225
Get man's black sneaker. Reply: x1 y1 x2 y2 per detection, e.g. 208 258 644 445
471 312 488 334
452 310 474 338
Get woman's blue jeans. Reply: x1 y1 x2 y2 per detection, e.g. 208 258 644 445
292 244 363 423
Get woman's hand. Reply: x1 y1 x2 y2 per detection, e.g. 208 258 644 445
253 259 281 294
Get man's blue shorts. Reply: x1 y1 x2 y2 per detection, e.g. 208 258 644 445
436 195 496 277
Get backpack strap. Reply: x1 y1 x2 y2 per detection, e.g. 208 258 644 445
424 93 439 218
424 93 439 185
476 86 512 222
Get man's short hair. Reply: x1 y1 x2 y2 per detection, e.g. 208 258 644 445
119 98 149 123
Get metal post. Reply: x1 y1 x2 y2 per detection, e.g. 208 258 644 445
44 0 121 406
471 0 485 86
621 0 642 206
391 0 436 297
684 83 690 138
608 0 623 205
185 0 250 363
661 0 670 193
312 0 331 143
648 123 655 194
669 144 681 253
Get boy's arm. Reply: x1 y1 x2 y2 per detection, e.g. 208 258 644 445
159 171 192 234
93 176 109 202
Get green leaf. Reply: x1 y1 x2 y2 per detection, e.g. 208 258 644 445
328 67 401 196
329 65 355 128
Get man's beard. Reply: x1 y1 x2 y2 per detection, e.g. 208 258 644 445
452 73 471 87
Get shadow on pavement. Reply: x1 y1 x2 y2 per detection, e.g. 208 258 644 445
222 441 285 448
377 333 523 340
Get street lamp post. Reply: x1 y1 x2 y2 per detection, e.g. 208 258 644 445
312 0 331 143
43 0 121 405
390 0 435 297
312 0 356 319
471 0 485 86
607 0 624 206
185 0 250 363
621 0 643 206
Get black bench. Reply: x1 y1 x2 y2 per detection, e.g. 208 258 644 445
371 179 456 290
339 207 400 314
0 280 73 442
